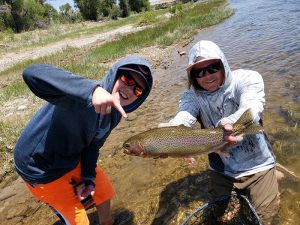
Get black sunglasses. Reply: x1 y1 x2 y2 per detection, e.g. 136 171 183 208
190 61 222 78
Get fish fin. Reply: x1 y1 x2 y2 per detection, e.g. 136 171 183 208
178 124 200 130
242 123 264 135
233 109 263 136
235 108 253 125
178 124 193 128
211 142 231 151
184 157 196 167
153 154 168 159
214 149 230 158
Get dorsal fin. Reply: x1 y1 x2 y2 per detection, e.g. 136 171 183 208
235 108 253 125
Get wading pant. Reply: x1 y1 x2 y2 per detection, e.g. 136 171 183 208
208 167 279 225
26 164 114 225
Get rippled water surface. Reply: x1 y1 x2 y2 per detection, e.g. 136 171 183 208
101 1 300 224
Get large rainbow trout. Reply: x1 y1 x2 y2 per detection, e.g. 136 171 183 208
123 109 263 157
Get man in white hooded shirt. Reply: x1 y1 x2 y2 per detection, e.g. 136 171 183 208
160 40 279 224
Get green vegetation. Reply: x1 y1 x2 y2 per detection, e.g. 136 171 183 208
0 9 166 54
0 0 81 33
0 0 151 33
169 2 184 17
138 10 158 25
0 0 234 179
0 118 25 178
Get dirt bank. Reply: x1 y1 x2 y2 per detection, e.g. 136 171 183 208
0 24 147 73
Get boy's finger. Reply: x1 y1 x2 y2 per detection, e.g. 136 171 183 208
113 92 127 118
114 101 127 118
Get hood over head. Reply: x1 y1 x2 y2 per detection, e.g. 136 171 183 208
186 40 232 93
118 65 152 90
99 55 153 113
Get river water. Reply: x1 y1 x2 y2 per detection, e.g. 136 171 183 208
101 0 300 224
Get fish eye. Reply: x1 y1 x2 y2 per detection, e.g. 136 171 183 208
124 143 130 148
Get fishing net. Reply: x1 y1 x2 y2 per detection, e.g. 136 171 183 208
181 194 262 225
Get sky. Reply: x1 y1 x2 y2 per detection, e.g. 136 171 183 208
46 0 76 11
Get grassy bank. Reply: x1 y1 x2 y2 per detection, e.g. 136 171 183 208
0 0 234 180
0 12 154 55
0 0 234 102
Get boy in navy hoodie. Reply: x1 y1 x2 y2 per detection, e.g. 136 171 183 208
14 56 153 225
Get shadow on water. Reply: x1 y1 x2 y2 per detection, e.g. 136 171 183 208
151 171 209 225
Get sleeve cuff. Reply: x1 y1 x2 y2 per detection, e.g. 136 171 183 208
82 177 95 187
87 85 100 107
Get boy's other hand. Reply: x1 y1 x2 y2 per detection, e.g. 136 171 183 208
75 183 95 201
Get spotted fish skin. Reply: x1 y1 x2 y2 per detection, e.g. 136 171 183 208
123 109 263 157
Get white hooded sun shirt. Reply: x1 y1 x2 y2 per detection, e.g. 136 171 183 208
169 40 275 178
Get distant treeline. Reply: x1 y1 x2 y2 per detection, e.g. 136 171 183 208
0 0 150 33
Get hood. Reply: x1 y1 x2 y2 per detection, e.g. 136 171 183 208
99 55 153 113
187 40 232 93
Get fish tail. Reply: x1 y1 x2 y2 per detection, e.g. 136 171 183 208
232 109 263 136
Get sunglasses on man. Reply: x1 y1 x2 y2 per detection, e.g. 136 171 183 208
119 72 145 97
190 61 222 78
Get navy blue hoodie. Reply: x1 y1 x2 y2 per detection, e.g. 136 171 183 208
14 56 153 186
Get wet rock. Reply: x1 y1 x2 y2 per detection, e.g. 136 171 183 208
6 216 23 224
125 112 137 121
293 95 300 102
178 51 186 56
17 105 27 111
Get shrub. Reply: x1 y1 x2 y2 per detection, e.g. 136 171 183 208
138 10 157 25
0 28 15 42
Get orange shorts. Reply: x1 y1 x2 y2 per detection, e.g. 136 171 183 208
25 163 114 225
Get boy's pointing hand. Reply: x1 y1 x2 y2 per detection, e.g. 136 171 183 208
92 87 127 118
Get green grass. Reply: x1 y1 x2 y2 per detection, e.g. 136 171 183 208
0 0 234 104
0 119 25 179
0 79 28 104
86 0 234 65
0 9 168 54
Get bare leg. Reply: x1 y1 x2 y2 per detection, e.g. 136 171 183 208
96 199 113 225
